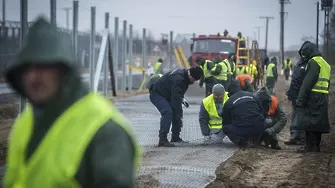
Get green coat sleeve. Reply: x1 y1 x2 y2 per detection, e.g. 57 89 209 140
76 120 136 188
271 103 287 133
296 60 320 106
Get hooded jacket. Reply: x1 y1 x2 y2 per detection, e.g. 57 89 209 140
295 42 330 133
221 79 265 137
4 17 136 188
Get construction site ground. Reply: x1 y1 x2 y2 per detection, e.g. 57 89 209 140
0 74 334 187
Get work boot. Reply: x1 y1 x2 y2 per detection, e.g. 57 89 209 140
158 133 175 147
171 134 187 143
270 139 281 150
284 139 304 145
296 145 320 153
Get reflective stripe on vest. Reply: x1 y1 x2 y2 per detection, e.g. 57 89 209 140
284 60 292 69
201 60 213 78
268 96 279 116
238 36 245 41
223 59 232 75
202 93 229 129
4 92 141 188
236 74 253 88
267 63 275 77
213 62 228 80
236 67 245 75
154 62 162 74
311 56 331 94
246 64 257 77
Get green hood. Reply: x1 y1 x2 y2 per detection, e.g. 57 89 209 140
5 16 80 97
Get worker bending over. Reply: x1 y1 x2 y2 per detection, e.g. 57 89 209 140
266 57 278 94
236 74 255 92
283 58 293 81
149 67 203 147
199 84 229 141
3 17 140 188
210 56 229 89
221 79 266 147
153 58 164 75
295 42 331 153
255 87 287 150
197 57 216 97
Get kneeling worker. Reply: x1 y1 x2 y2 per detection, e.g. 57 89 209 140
236 74 255 92
221 79 266 147
255 87 287 149
199 84 229 140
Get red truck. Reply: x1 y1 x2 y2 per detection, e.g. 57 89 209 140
189 34 239 67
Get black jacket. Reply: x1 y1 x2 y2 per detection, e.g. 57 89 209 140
221 79 265 137
151 69 190 119
286 59 308 101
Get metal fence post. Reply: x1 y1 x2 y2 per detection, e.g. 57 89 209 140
169 31 173 71
128 24 133 91
72 0 78 62
19 0 28 113
121 20 127 92
89 6 96 90
50 0 56 26
114 17 119 91
142 28 146 82
103 12 109 96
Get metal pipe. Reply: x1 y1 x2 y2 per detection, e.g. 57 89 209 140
50 0 56 26
103 12 109 96
128 24 133 91
89 7 96 90
122 20 127 92
2 0 6 26
72 0 78 61
316 1 319 49
169 31 173 70
19 0 28 113
142 28 146 83
114 17 119 91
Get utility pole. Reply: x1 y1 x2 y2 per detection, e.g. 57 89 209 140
259 16 274 54
321 0 333 60
254 26 262 43
63 7 72 30
2 0 5 25
279 0 291 68
316 1 320 49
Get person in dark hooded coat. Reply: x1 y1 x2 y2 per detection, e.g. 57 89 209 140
3 17 139 188
221 79 266 147
284 41 311 145
294 42 331 153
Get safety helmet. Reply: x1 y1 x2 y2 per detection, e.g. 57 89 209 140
237 32 242 37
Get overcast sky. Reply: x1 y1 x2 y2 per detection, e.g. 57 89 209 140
1 0 324 51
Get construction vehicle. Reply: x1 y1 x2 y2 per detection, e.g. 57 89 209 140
189 34 239 66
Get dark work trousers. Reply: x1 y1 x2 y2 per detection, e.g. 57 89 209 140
305 131 321 147
290 104 305 141
149 92 182 134
223 124 265 147
205 84 213 97
284 69 290 80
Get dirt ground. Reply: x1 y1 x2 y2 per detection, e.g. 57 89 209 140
206 75 335 188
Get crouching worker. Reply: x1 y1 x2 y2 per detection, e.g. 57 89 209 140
199 84 229 141
255 87 287 149
221 79 266 147
236 74 255 92
150 67 203 147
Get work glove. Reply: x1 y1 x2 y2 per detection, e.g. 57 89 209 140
182 98 189 108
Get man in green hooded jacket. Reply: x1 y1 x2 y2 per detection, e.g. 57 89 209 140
3 17 139 188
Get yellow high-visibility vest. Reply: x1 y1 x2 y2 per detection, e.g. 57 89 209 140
202 93 229 129
246 64 258 77
4 92 141 188
311 56 331 94
236 67 246 75
213 62 228 81
267 63 275 77
200 60 213 78
153 62 162 74
284 60 292 69
223 59 232 75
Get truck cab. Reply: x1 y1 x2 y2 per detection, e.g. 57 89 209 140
189 35 238 67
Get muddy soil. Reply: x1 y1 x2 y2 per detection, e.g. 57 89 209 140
207 75 335 188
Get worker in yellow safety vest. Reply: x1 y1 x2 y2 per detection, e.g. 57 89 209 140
236 65 247 75
266 57 278 94
246 60 259 89
197 57 216 96
295 42 331 153
283 58 293 81
199 84 229 142
153 58 164 75
3 17 140 188
237 31 246 48
222 29 231 37
211 56 229 89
